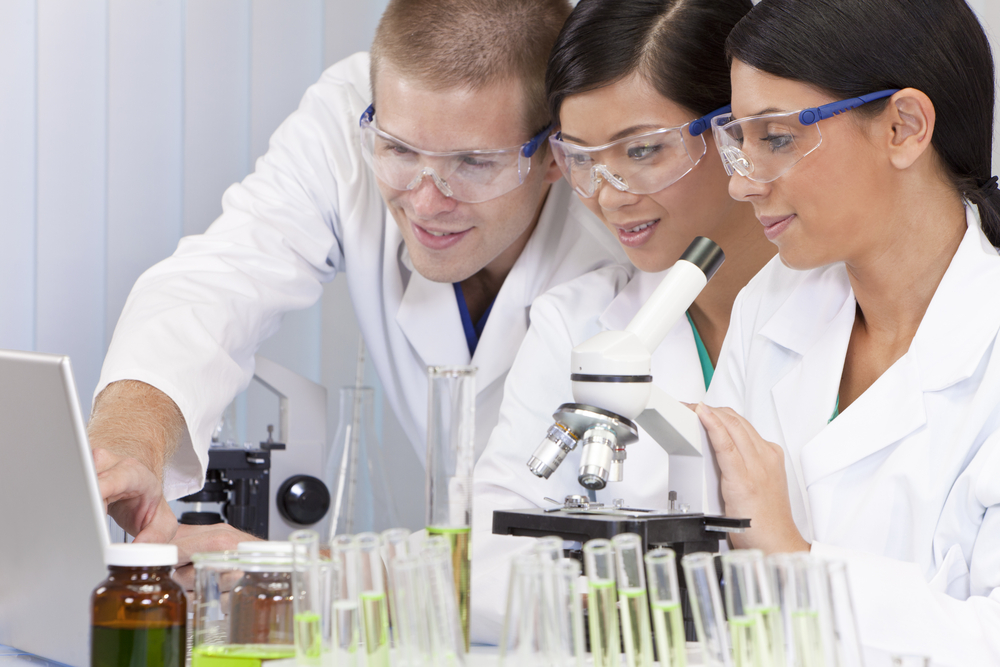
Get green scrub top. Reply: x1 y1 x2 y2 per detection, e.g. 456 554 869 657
686 312 714 391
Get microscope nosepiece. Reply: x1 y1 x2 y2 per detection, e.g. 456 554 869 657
527 422 579 478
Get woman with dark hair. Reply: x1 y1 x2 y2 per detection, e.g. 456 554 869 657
696 0 1000 660
469 0 775 642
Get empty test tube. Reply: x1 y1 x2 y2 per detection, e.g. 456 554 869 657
391 553 432 667
331 535 361 667
380 528 411 647
422 536 467 667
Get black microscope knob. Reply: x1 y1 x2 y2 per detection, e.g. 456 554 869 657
178 511 225 526
276 475 331 526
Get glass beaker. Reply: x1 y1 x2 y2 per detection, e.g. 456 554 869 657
425 365 476 649
192 546 297 666
681 552 731 667
326 387 401 539
613 534 653 667
645 548 686 667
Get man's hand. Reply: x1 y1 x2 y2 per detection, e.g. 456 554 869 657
171 523 262 591
88 380 188 542
93 447 178 543
695 403 810 554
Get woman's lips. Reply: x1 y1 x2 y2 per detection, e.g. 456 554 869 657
615 219 660 248
760 214 795 241
411 221 472 250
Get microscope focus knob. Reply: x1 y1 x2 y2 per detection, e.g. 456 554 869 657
276 475 331 526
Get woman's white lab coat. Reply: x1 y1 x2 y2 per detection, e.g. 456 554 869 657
471 266 709 644
95 52 626 499
706 205 1000 666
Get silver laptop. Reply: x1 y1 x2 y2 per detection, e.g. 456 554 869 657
0 349 110 667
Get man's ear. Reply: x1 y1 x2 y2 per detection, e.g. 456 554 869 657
540 143 563 185
884 88 936 171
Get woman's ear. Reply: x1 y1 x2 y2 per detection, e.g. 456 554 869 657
884 88 936 171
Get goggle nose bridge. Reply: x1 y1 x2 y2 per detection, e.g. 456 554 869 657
405 166 455 198
720 145 754 178
589 163 630 194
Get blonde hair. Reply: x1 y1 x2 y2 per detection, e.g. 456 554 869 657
370 0 572 136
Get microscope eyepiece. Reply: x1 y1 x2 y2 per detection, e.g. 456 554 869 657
680 237 725 280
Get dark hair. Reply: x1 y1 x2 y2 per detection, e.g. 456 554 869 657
727 0 1000 245
546 0 753 124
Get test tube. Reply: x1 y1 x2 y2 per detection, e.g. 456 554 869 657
557 559 586 667
381 528 411 647
825 561 865 667
499 554 546 667
422 535 467 667
391 553 432 667
583 539 621 667
534 536 565 663
426 365 476 650
290 530 324 666
681 552 732 667
331 534 361 667
644 548 686 667
772 554 831 667
612 534 653 667
722 550 776 667
356 533 390 667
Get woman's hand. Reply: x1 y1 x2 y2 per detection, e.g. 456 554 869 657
694 403 810 554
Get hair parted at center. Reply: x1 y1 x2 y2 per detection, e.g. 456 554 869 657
370 0 572 137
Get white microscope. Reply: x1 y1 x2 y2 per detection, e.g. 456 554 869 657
526 236 723 512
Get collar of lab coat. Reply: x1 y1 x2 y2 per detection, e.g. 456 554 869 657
394 180 579 394
764 204 1000 491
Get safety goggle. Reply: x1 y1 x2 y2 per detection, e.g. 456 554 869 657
548 106 730 199
711 89 899 183
359 105 552 204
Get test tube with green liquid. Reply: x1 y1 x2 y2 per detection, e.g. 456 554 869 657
290 530 324 666
356 533 390 667
426 365 476 650
583 539 620 667
722 550 778 667
612 534 653 667
380 528 411 647
769 554 828 667
331 535 361 667
644 548 686 667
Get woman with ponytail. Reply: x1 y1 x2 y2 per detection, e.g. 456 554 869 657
697 0 1000 661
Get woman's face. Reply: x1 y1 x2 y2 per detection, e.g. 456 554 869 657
727 60 892 270
557 73 739 272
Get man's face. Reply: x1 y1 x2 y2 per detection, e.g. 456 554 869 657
371 67 560 283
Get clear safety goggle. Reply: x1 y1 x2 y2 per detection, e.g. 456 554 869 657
548 106 730 199
711 89 899 183
359 105 552 204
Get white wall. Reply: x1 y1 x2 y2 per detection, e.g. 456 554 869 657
1 1 998 532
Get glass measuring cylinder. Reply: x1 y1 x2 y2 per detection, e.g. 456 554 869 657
681 552 731 667
191 546 297 667
426 365 476 649
584 539 620 667
612 534 653 667
644 548 686 667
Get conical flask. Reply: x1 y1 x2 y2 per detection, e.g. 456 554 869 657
325 387 400 539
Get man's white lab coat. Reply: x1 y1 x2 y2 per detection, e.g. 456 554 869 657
95 52 626 500
706 205 1000 666
471 266 708 644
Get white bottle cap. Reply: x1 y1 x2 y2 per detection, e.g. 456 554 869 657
237 540 292 554
105 543 179 567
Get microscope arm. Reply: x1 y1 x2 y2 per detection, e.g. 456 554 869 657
634 385 709 512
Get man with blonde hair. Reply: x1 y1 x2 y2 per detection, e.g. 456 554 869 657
89 0 625 552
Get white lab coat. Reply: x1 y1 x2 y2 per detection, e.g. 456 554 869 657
95 52 627 500
470 266 709 644
705 205 1000 666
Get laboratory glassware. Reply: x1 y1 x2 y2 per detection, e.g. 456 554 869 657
770 553 835 667
825 561 865 667
682 552 732 667
422 535 468 667
92 544 185 667
192 546 297 666
499 553 547 667
583 539 621 667
613 534 654 667
326 386 401 539
722 550 777 667
557 558 586 667
331 534 362 667
290 530 330 666
356 533 391 667
391 553 433 667
426 365 476 649
644 548 686 667
381 527 412 647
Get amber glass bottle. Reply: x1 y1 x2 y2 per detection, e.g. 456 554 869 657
91 543 186 667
